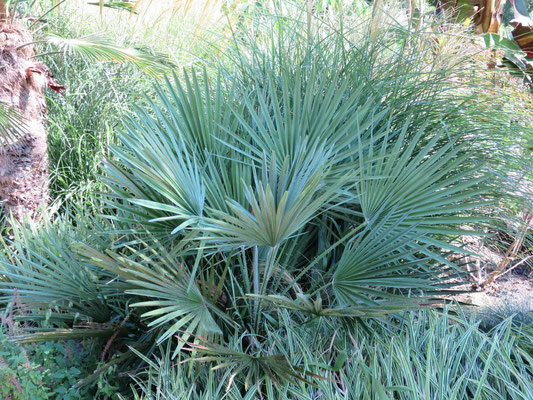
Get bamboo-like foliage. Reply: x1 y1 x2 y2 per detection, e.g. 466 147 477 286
130 310 533 399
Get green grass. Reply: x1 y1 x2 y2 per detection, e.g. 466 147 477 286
44 55 149 206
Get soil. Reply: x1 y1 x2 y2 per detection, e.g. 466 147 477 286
450 234 532 315
454 274 532 309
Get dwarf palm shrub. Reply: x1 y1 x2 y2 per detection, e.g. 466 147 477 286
1 3 529 394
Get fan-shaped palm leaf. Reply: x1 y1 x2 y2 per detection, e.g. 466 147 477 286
0 216 115 323
202 151 347 249
331 212 461 306
78 242 226 356
47 34 169 76
357 125 488 235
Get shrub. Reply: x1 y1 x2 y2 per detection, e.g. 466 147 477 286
0 319 100 399
1 2 532 396
477 297 533 331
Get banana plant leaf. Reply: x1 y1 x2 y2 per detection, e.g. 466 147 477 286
510 0 533 57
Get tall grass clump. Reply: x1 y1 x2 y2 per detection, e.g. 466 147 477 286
45 54 150 205
1 1 532 396
28 4 159 207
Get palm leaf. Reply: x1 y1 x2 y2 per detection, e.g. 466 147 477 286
247 293 435 318
331 211 461 306
47 34 170 76
202 151 347 249
0 217 115 323
181 335 321 391
78 241 225 356
87 0 138 13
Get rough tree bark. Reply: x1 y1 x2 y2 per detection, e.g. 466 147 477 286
0 8 63 223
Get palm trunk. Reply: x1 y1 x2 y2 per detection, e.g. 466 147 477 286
0 4 62 223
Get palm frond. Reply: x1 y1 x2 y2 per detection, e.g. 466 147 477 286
87 0 138 13
78 242 225 356
331 211 460 306
357 124 489 236
46 34 170 76
181 335 321 391
248 293 434 318
14 325 126 343
202 151 347 249
0 216 115 323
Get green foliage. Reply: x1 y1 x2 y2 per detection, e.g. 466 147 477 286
44 29 154 207
129 309 533 399
0 210 118 324
477 297 533 331
16 1 169 206
1 1 532 398
79 242 224 353
44 50 149 205
46 34 170 77
0 323 100 399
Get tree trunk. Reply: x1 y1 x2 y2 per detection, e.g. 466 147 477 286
0 13 62 223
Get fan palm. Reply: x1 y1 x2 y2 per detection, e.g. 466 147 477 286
1 2 511 393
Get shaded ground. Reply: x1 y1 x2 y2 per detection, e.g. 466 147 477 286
457 274 532 308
